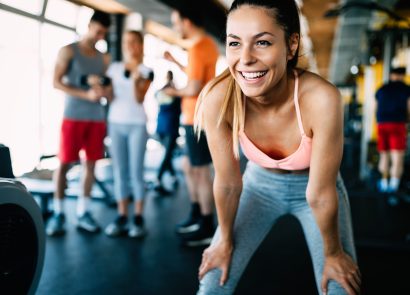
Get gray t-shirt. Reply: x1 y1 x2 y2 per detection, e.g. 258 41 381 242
63 42 106 121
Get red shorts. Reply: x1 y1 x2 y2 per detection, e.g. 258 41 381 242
59 119 106 164
377 123 407 151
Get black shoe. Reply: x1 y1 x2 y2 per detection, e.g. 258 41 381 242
154 184 173 196
105 215 128 237
180 222 215 247
176 214 201 234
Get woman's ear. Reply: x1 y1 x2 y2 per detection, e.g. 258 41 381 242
287 33 300 60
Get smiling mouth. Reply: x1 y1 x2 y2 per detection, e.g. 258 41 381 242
239 71 268 81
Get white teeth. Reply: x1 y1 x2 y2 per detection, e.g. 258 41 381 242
241 71 267 79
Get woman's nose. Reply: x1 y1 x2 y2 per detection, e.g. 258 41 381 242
240 47 256 65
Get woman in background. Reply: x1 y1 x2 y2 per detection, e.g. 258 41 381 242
105 30 153 238
154 70 181 195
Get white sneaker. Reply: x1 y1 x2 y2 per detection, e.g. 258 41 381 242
128 223 147 238
388 177 400 193
378 179 389 193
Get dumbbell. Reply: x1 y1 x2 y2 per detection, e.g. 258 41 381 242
79 75 112 87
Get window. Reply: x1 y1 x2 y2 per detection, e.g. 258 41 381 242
0 0 44 15
0 1 92 175
0 11 41 175
45 0 79 28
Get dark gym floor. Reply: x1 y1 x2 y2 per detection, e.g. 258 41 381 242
35 149 410 295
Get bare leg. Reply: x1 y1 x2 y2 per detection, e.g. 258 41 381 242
118 198 130 216
388 150 405 192
195 165 214 215
390 150 405 179
54 162 71 199
182 156 199 203
82 160 96 197
133 199 144 216
378 151 389 179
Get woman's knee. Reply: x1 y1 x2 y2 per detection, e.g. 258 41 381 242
197 269 235 295
325 280 349 295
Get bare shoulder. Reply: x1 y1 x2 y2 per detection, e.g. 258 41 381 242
201 72 231 114
58 44 74 62
298 70 341 114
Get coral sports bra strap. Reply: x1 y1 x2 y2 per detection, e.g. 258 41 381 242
293 70 305 136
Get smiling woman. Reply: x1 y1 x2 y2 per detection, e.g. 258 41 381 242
194 0 361 295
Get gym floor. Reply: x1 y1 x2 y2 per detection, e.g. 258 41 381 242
35 150 410 295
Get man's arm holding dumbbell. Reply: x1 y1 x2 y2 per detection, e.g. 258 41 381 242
53 45 104 102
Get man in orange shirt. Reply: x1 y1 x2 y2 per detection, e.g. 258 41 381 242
164 6 219 246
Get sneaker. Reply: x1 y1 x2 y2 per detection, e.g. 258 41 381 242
128 223 147 238
77 212 101 233
176 215 201 234
377 179 389 193
105 216 128 237
180 222 214 247
46 213 66 236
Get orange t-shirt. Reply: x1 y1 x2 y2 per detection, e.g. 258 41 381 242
182 35 219 125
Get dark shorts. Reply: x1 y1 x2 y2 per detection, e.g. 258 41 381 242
59 119 106 164
377 122 407 151
184 125 212 166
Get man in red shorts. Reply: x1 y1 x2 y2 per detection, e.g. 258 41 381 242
375 67 410 193
46 11 112 236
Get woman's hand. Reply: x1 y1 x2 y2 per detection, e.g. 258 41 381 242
163 86 177 97
321 251 361 295
163 51 177 64
198 240 233 286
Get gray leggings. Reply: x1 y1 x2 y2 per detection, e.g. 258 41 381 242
198 162 356 295
108 123 147 201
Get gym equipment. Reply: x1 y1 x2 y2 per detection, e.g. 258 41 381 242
0 179 45 295
0 144 45 294
0 144 14 178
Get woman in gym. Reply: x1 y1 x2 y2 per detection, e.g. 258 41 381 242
195 0 361 294
104 30 153 238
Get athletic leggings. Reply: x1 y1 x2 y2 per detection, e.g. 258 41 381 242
157 133 178 181
198 161 356 295
108 123 147 201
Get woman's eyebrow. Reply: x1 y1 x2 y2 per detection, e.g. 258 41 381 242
227 33 240 39
227 32 275 39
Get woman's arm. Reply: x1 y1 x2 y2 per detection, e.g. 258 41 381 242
306 80 361 295
134 79 151 103
197 78 243 285
164 51 186 72
131 66 152 104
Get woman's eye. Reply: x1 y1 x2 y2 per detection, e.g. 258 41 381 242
228 41 240 47
256 40 271 46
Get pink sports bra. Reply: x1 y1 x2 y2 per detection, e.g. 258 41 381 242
239 70 312 170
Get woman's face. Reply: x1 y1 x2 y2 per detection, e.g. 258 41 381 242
122 32 142 60
226 5 298 99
